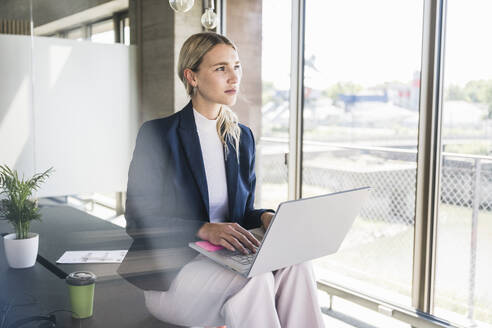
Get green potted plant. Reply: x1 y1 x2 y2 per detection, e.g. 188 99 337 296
0 165 53 269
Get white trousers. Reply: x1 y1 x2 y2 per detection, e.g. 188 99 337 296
144 255 325 328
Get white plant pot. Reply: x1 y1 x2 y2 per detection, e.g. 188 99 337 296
3 233 39 269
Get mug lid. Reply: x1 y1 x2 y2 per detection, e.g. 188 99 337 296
66 271 96 286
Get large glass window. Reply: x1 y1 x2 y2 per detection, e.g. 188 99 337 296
91 19 115 44
123 17 130 45
257 0 292 210
434 1 492 326
303 0 424 307
66 27 85 41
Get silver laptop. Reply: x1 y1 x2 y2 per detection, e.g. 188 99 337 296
189 186 370 278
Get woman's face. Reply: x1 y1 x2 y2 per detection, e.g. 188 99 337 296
192 44 242 107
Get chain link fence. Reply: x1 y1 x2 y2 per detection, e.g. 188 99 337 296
259 142 492 223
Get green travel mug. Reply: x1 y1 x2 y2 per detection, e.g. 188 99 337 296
66 271 97 319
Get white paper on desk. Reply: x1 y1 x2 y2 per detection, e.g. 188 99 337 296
56 250 128 264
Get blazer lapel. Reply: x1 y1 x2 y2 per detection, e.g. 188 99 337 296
224 136 238 219
177 102 210 219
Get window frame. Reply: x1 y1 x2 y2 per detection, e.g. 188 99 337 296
43 11 129 44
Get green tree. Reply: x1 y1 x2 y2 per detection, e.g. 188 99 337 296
463 80 492 118
445 80 492 118
445 84 466 101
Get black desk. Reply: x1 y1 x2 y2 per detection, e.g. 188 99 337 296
0 238 71 327
0 206 186 328
31 206 133 281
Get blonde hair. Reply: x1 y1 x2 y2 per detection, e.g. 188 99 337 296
178 32 241 160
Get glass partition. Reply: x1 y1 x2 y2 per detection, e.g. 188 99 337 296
28 0 137 223
0 0 36 179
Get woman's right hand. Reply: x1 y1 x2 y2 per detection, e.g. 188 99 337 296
197 222 260 254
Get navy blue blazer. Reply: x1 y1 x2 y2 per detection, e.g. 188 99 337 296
125 101 273 247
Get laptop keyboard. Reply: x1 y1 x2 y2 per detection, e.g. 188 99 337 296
231 253 256 265
222 246 258 265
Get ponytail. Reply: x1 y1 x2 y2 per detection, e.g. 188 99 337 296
216 106 240 161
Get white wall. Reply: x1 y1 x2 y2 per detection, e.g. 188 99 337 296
0 34 139 197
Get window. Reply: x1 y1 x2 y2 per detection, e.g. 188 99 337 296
90 19 115 44
257 0 292 210
303 0 424 308
35 12 129 45
123 17 130 45
434 0 492 326
66 27 85 41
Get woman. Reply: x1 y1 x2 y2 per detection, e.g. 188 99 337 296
125 32 325 328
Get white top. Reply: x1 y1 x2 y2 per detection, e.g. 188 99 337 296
193 108 229 222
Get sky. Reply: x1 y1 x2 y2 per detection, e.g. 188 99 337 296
262 0 492 90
